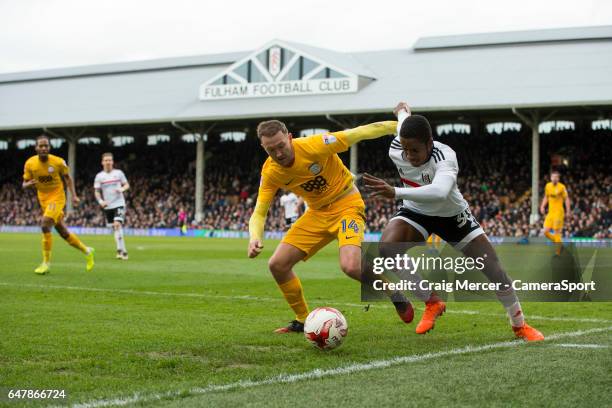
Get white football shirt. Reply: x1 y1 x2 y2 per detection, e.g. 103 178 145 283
389 138 468 217
94 169 128 210
279 192 299 219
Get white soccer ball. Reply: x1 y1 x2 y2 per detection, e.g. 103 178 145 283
304 307 348 350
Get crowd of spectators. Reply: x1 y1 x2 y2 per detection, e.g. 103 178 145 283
0 127 610 238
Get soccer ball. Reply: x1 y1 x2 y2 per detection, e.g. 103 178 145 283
304 307 348 350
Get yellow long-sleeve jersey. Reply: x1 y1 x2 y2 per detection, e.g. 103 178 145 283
249 121 397 242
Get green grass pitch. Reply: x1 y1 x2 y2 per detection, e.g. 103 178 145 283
0 233 610 407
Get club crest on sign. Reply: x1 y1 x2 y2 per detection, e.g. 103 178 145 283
268 47 281 77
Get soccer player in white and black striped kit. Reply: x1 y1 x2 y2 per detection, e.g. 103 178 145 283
94 153 130 260
364 102 544 341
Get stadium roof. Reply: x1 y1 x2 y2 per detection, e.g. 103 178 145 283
1 25 611 131
413 25 612 49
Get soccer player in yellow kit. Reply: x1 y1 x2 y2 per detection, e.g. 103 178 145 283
248 115 414 333
22 135 95 274
540 170 571 255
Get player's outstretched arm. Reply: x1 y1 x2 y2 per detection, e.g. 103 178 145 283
332 102 413 148
363 172 454 202
248 201 271 258
303 121 397 157
393 175 455 202
339 121 398 147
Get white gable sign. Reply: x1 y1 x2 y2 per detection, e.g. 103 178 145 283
199 42 360 100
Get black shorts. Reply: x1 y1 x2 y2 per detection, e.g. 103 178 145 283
390 207 484 250
285 216 298 225
104 206 125 225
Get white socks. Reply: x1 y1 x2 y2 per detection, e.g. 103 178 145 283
496 288 525 327
114 226 126 253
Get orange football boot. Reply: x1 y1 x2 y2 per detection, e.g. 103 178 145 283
415 300 446 334
513 323 545 342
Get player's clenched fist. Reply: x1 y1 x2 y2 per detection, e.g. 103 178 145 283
393 102 411 118
248 239 264 258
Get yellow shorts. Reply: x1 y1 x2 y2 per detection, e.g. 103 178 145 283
543 213 564 232
39 193 65 223
282 192 365 260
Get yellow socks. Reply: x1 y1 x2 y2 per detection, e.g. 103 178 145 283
66 233 88 254
278 276 309 323
554 233 562 255
544 230 562 254
42 232 52 263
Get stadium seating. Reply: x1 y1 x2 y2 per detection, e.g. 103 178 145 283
0 129 609 238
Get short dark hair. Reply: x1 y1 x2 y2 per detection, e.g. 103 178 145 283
257 120 288 139
36 134 50 144
399 115 432 144
551 170 560 175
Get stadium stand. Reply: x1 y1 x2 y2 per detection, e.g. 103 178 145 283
0 128 610 238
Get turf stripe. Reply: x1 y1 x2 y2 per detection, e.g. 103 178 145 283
68 326 612 408
3 282 611 324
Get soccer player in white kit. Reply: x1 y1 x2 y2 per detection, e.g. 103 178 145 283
279 191 300 229
94 153 130 260
364 102 544 342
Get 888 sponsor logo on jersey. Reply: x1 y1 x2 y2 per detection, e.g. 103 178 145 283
300 175 329 193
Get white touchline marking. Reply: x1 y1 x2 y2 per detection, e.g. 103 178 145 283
0 282 279 302
444 310 612 324
553 343 609 349
67 326 612 408
2 282 611 324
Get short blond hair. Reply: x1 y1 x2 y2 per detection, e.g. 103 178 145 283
257 120 288 139
102 152 113 160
